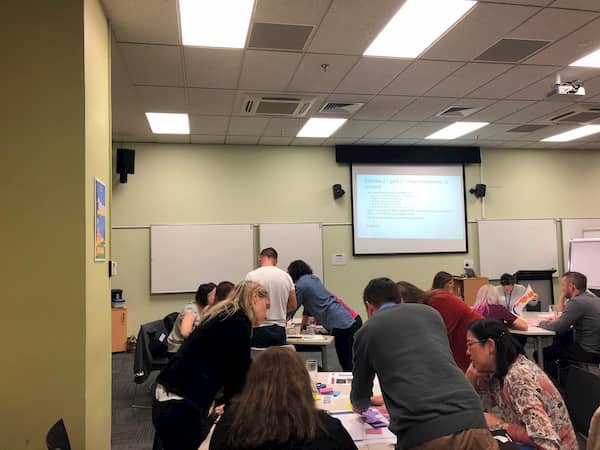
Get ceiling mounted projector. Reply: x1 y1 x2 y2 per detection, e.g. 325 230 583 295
547 75 585 100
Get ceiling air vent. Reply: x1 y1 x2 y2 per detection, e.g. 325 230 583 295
436 106 482 118
319 102 364 115
546 106 600 124
507 124 548 133
242 95 316 117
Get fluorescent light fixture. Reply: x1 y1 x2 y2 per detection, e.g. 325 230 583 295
541 125 600 142
364 0 477 58
297 118 347 138
425 122 488 140
145 113 190 134
570 48 600 68
179 0 254 48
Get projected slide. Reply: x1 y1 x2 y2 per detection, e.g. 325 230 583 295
352 164 467 254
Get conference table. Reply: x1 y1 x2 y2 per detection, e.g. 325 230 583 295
286 334 335 371
509 312 556 369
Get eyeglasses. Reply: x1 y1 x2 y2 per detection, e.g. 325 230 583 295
466 340 486 348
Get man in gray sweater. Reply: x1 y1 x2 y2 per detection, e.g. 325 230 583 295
351 277 497 450
539 271 600 371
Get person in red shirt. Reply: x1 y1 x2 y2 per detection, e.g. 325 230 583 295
397 281 482 372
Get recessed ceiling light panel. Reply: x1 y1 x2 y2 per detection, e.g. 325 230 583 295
145 112 190 134
364 0 477 58
425 122 488 140
179 0 254 48
541 125 600 142
297 118 347 138
570 49 600 68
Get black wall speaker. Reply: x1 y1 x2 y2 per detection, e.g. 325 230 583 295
332 184 345 200
469 183 486 198
116 148 135 183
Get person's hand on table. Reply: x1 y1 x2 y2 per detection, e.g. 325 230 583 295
370 395 384 406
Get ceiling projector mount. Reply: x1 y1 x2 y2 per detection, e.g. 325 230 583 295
547 73 586 99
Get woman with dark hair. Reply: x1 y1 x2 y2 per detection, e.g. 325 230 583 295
167 282 216 354
209 346 357 450
432 271 454 291
287 259 361 371
153 281 271 450
214 280 235 304
398 281 482 372
466 319 577 450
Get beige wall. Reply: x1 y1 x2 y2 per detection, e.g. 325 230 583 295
0 1 111 448
112 143 600 334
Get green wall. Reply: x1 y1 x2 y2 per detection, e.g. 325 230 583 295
0 1 111 448
112 143 600 335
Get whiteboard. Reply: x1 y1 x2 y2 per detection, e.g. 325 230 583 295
561 219 600 267
150 224 254 294
569 238 600 289
478 219 559 279
583 229 600 238
258 223 323 281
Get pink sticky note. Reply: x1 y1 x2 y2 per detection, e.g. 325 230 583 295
366 428 383 435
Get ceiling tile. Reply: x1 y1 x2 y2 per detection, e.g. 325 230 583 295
392 98 456 121
478 0 552 5
239 50 302 91
508 75 556 100
423 3 540 61
352 96 414 120
308 0 402 54
468 100 536 121
119 43 183 86
225 136 260 145
154 134 190 143
469 123 522 140
134 86 187 112
254 0 332 25
287 53 359 92
355 138 390 145
102 0 180 44
426 63 513 98
263 118 307 137
187 89 235 115
550 0 600 11
467 65 558 99
291 137 326 145
364 121 418 139
525 17 600 66
396 123 447 139
333 120 381 138
259 136 294 145
335 58 411 94
188 116 229 135
512 123 576 140
508 8 596 41
497 101 569 123
190 135 226 144
386 138 418 145
381 61 463 96
423 99 496 122
227 117 270 136
323 137 357 145
184 48 243 89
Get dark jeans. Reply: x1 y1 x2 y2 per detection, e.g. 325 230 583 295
331 315 363 371
152 399 210 450
251 324 286 347
541 332 600 384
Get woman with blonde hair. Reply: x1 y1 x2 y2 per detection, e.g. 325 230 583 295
210 346 357 450
473 284 528 331
153 281 271 450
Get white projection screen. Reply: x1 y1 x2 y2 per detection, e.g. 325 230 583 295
351 164 467 255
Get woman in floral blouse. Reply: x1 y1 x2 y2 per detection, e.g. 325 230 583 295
466 319 576 450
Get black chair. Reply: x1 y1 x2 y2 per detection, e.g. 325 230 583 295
46 419 71 450
565 366 600 436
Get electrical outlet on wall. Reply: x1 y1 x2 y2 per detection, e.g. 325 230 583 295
464 259 474 269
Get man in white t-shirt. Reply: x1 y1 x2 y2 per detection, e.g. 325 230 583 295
245 247 296 347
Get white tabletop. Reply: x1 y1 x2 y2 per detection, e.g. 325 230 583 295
286 334 334 346
510 312 556 336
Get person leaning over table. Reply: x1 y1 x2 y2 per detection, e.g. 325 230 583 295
152 281 271 450
473 284 528 331
538 271 600 377
397 281 483 372
495 273 539 313
466 319 577 450
209 346 357 450
287 259 362 371
351 277 498 450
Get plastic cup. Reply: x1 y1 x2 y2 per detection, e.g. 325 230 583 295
305 359 318 384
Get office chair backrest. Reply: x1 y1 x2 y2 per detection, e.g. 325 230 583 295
566 366 600 435
46 418 71 450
